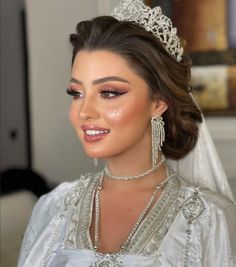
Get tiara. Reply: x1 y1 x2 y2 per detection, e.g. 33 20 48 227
111 0 183 62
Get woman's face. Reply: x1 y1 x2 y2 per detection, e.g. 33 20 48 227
68 50 165 160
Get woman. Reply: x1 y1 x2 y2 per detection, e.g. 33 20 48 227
18 0 236 266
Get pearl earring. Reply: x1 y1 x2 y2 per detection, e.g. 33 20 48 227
94 158 98 166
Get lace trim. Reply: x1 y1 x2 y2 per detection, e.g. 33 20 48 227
63 173 95 249
129 176 181 254
63 172 101 249
142 179 187 256
66 173 188 256
76 173 100 248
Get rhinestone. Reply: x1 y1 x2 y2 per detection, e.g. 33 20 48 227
186 229 191 235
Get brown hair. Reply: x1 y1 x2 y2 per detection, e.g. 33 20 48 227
69 16 202 160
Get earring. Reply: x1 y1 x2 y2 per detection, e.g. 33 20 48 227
151 116 165 167
94 158 98 166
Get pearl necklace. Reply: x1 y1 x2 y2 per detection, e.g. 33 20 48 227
104 155 165 180
90 169 175 267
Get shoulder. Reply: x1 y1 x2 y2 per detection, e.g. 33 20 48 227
178 177 235 214
179 177 235 210
178 177 236 233
30 172 101 229
18 172 101 265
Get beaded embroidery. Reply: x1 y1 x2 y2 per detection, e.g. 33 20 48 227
181 189 206 267
89 252 123 267
65 173 188 257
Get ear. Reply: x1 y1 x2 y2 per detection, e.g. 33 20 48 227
151 99 168 117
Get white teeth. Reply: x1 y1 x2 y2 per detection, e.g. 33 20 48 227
85 130 109 136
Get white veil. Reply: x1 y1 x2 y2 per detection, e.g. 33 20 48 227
167 116 235 203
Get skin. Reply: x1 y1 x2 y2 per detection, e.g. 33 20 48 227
68 50 168 253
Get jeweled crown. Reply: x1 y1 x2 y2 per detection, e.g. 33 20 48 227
111 0 183 62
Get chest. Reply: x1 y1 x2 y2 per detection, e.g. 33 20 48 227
89 189 163 253
65 176 182 255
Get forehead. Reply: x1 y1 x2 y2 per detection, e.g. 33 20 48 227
72 50 137 79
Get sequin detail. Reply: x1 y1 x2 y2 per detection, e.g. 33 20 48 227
182 191 205 222
89 253 124 267
67 174 187 256
181 190 206 267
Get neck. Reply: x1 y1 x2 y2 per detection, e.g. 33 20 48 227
105 141 154 176
103 153 167 192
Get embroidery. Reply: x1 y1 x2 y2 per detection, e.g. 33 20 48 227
71 175 187 256
131 176 182 255
41 173 94 266
181 189 206 267
76 173 101 248
182 191 205 222
143 180 186 256
89 252 124 267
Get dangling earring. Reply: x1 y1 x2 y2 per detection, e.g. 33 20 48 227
94 158 98 166
151 116 165 167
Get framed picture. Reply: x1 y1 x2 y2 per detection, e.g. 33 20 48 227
146 0 236 115
191 64 236 115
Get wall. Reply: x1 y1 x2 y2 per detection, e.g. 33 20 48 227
0 0 28 171
206 117 236 178
206 117 236 195
25 0 99 184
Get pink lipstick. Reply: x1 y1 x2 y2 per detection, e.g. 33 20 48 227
82 125 110 143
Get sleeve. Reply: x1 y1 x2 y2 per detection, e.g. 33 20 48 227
17 182 74 267
17 194 48 267
203 195 236 267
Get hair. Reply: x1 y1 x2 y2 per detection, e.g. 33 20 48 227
69 16 202 160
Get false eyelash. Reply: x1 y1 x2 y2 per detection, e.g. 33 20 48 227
66 88 80 96
99 89 127 97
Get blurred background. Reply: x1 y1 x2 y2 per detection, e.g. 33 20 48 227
0 0 235 266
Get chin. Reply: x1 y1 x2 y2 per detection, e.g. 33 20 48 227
83 146 110 159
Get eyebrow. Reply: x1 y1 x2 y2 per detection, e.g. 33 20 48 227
70 76 130 85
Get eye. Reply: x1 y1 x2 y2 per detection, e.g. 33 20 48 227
100 89 127 99
66 88 83 99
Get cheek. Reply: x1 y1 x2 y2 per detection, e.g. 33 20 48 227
68 103 79 127
106 108 123 123
104 99 150 127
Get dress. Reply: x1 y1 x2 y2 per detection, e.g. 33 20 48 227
17 172 236 267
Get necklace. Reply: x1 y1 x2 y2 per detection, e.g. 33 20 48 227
104 155 165 180
90 169 175 267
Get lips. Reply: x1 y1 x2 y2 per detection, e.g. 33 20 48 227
81 125 110 143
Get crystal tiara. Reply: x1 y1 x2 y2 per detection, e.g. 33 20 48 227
111 0 183 62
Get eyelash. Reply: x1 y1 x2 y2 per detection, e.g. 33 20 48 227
66 88 127 99
99 89 127 98
66 88 83 99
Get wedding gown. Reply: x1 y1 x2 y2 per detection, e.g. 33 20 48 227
17 172 236 267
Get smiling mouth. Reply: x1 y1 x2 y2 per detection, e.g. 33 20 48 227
83 129 110 142
85 129 110 136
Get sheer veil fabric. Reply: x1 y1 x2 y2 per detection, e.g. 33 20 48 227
168 116 235 204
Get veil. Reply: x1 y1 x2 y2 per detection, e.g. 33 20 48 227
167 115 235 204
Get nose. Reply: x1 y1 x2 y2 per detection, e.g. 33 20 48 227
79 94 99 120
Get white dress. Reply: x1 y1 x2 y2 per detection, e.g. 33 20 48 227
17 172 236 267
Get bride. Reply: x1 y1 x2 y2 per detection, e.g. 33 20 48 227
18 0 236 266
